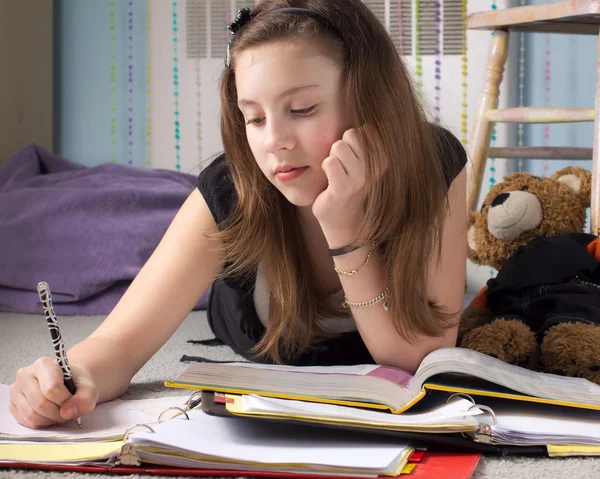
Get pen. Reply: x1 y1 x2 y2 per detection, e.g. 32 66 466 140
37 281 82 428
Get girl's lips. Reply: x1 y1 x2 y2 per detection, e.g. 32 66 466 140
275 166 309 182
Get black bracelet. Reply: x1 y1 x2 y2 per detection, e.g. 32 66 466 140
328 243 364 257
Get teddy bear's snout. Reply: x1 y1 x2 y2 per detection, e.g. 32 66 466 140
487 190 543 242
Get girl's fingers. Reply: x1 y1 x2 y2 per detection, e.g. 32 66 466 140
10 390 60 429
321 155 348 194
331 139 366 179
20 375 64 424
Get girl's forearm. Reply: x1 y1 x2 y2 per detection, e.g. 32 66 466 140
67 336 134 403
332 245 451 373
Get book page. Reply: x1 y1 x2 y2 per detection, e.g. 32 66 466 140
413 348 600 405
364 366 413 388
177 362 414 388
0 441 123 464
238 394 482 427
219 362 381 376
0 384 190 442
476 399 600 445
130 409 412 473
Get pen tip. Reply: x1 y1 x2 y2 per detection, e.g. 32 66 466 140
76 417 82 428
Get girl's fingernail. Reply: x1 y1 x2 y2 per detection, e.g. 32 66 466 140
65 406 78 419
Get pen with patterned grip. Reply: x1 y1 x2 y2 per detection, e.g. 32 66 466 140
37 281 81 428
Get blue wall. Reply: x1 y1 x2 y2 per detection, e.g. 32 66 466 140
54 0 149 167
54 0 599 171
523 0 597 175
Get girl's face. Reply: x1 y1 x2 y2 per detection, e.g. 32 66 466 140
235 41 347 208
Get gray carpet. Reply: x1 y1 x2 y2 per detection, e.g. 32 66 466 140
1 310 600 479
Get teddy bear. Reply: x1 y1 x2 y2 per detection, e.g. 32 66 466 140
459 166 600 385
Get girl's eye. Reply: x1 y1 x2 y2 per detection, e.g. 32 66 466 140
245 106 316 126
245 117 265 126
292 105 316 115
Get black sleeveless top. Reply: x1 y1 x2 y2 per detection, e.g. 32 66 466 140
197 126 467 366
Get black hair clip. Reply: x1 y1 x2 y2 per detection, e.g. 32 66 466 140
228 7 253 34
225 7 253 68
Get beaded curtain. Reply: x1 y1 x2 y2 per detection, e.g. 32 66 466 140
96 0 486 173
50 0 520 289
146 0 515 293
94 0 600 290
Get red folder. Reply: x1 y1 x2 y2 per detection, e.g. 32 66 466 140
406 452 481 479
0 451 481 478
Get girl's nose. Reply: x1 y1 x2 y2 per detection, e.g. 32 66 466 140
264 121 295 154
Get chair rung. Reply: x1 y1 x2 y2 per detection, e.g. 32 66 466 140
488 147 593 160
486 108 595 124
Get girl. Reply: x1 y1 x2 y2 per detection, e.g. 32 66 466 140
10 0 467 429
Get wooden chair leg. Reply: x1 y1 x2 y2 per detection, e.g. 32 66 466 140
467 29 510 213
592 29 600 236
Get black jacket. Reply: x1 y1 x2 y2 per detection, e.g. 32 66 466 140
480 233 600 335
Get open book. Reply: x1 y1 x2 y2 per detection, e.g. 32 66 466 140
166 347 600 414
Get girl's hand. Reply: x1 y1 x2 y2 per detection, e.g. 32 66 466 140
9 358 98 429
312 128 368 247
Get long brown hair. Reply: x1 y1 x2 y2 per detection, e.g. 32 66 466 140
211 0 456 363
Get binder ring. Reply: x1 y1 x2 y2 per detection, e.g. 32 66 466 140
467 404 497 426
123 423 156 442
445 393 475 405
158 406 190 423
187 390 203 411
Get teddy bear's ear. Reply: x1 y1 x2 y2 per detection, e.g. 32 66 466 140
552 166 592 208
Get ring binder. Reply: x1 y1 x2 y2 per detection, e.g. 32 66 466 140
158 407 190 423
187 390 203 411
445 393 476 405
119 424 156 467
465 404 497 445
467 404 497 426
123 423 156 441
116 390 204 467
